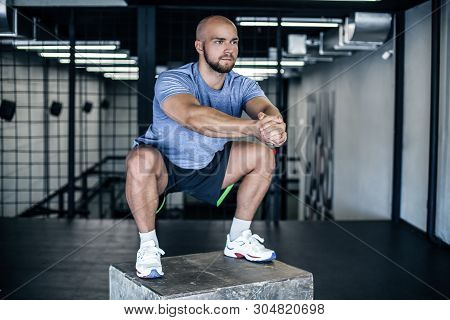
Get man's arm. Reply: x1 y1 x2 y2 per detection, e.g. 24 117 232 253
161 93 260 139
244 96 287 147
244 96 283 120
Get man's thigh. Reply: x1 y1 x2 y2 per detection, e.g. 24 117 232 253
221 140 272 189
128 144 169 195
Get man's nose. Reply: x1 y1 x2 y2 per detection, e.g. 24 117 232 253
224 42 234 53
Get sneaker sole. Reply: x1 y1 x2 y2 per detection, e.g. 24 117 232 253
224 250 277 262
136 269 163 279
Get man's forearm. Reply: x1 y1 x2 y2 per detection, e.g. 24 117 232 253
261 104 283 120
186 105 258 138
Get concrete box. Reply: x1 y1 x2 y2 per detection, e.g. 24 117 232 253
110 251 314 300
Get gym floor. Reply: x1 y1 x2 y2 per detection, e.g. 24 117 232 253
1 218 449 299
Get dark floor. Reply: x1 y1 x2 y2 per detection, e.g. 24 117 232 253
0 218 449 299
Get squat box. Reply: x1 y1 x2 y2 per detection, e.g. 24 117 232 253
109 251 314 300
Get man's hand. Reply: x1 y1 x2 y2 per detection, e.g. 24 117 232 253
257 112 287 147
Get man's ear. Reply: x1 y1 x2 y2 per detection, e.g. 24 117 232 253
194 40 204 55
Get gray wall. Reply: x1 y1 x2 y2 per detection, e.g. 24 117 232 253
290 43 395 220
289 0 450 244
436 4 450 244
0 49 136 217
400 1 432 231
401 0 450 244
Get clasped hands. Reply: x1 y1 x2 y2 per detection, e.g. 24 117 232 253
255 112 287 147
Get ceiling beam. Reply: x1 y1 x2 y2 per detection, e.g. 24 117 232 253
12 0 126 6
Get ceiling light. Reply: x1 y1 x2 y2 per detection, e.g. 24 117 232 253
235 60 304 67
86 66 139 72
281 22 339 28
281 61 305 67
39 52 128 59
16 45 117 50
235 60 278 66
249 76 269 82
59 58 137 65
233 68 279 74
232 68 284 77
236 17 342 28
239 21 278 27
104 73 139 80
75 45 117 50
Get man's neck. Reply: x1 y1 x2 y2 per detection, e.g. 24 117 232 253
198 60 227 90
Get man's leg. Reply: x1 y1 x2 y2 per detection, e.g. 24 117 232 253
221 141 276 261
125 145 168 232
125 145 169 278
221 141 276 221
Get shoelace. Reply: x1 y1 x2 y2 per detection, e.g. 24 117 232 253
248 234 265 247
139 245 165 259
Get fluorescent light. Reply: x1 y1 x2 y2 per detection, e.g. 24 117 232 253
236 60 278 66
77 52 128 58
249 76 269 81
40 52 128 58
87 66 139 72
13 40 120 45
18 45 71 50
104 73 139 80
59 58 137 65
238 21 338 27
239 21 278 27
40 52 70 58
236 59 304 67
75 45 117 50
16 45 117 50
281 22 339 28
236 17 277 22
281 61 305 67
233 68 279 74
236 17 342 28
232 68 284 77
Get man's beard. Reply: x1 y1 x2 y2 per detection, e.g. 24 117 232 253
203 46 235 73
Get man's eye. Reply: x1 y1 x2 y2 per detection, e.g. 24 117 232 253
215 41 223 44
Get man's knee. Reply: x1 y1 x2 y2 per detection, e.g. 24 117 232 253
254 143 275 173
126 146 162 176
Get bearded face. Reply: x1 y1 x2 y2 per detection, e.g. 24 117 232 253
202 41 237 73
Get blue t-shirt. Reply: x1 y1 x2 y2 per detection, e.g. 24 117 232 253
133 62 266 169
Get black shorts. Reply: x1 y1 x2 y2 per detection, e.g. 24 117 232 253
135 141 233 206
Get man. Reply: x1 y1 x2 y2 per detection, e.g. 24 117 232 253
126 15 287 279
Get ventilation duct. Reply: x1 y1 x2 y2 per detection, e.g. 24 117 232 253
287 34 307 55
0 1 17 36
0 2 35 38
322 12 392 53
344 12 392 44
319 32 352 56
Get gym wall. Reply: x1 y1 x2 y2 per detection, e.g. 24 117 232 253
401 0 432 232
290 43 395 221
436 3 450 244
0 46 137 218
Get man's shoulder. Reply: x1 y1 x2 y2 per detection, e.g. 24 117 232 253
228 70 257 89
156 63 196 92
160 63 195 79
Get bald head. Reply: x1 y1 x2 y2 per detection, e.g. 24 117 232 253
196 15 237 41
194 15 239 73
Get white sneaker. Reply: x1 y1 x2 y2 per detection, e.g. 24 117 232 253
224 230 276 262
136 240 165 278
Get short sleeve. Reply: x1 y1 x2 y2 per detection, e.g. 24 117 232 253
155 71 194 104
241 77 267 105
